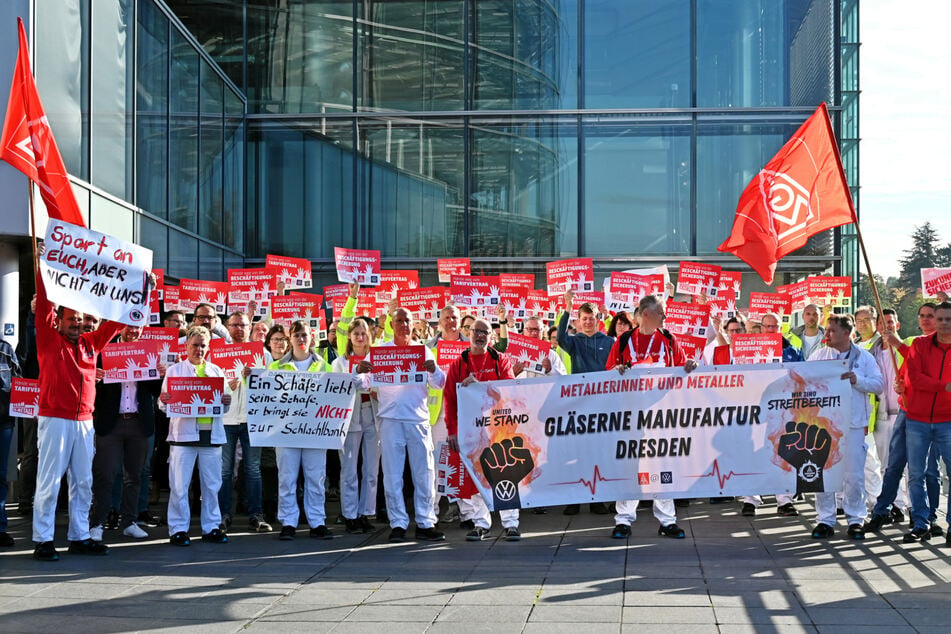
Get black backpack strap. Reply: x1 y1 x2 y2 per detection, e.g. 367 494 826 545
617 330 633 366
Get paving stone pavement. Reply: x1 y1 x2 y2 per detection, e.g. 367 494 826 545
2 499 950 633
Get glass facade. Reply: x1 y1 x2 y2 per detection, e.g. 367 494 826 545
26 0 857 286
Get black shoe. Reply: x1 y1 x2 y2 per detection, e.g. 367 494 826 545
589 502 610 515
279 526 296 541
811 523 835 539
930 523 945 538
709 497 733 504
777 503 799 517
309 525 334 540
415 526 446 542
674 499 690 508
904 527 932 543
201 528 229 543
32 541 59 561
136 511 163 527
466 527 490 541
169 532 191 546
847 524 865 540
864 514 888 532
563 504 580 516
888 507 905 524
359 516 375 533
0 532 14 547
532 507 549 515
836 507 845 517
741 503 756 517
504 527 521 541
611 524 631 539
344 518 361 534
658 523 685 539
388 527 407 543
105 509 120 530
68 538 109 555
459 520 475 531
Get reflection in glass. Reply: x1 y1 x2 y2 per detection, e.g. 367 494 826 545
138 216 168 271
584 121 690 255
169 29 199 233
469 119 577 257
199 59 224 243
168 229 198 279
223 89 245 251
136 0 169 219
584 0 689 109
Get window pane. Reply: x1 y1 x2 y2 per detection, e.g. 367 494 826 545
136 0 169 218
90 193 133 243
138 215 168 271
469 119 578 257
358 2 464 112
357 119 463 257
584 0 690 109
169 29 199 233
168 228 198 279
199 60 224 243
473 0 578 110
199 242 223 280
584 120 690 255
34 0 89 179
223 88 245 251
91 0 133 200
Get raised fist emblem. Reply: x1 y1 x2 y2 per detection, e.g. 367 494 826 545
778 421 832 494
479 436 534 510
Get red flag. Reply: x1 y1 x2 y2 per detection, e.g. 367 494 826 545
718 103 853 284
1 18 85 227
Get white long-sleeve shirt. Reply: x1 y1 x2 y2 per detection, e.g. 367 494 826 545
363 342 445 423
809 344 884 429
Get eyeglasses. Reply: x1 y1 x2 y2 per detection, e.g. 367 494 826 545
524 327 541 333
270 337 288 344
472 328 490 336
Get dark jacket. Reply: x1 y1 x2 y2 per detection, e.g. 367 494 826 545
0 338 22 428
557 311 615 374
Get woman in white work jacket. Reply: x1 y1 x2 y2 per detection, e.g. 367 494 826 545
269 320 334 540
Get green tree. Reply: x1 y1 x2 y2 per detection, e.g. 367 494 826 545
897 222 941 290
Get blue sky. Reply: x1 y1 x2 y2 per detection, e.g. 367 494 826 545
859 0 951 279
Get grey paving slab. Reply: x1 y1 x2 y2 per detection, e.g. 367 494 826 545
341 603 442 622
530 604 623 622
621 605 717 624
434 604 533 623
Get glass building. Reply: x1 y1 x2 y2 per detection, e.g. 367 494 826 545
0 0 859 334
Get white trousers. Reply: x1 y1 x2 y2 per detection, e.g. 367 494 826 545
276 447 327 528
614 498 676 527
33 417 95 543
341 400 380 519
379 417 437 530
458 494 519 529
874 413 908 510
863 432 883 506
816 427 867 526
430 416 448 514
167 445 222 535
741 494 794 507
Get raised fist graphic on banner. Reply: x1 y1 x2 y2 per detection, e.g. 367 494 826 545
778 421 831 494
479 436 534 510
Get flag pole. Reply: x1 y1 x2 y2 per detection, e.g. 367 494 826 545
822 103 899 376
28 180 38 288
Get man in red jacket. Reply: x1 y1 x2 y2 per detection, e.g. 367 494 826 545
901 301 951 544
444 318 518 541
32 272 124 561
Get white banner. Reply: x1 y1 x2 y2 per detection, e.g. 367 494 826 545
39 219 153 326
457 361 851 511
246 369 358 449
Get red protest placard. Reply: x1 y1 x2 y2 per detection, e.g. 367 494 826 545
102 340 161 383
437 258 470 284
568 291 605 320
665 301 711 338
731 333 783 364
165 376 225 417
435 339 469 371
748 292 793 322
716 270 742 300
707 288 738 319
369 345 428 386
676 262 722 297
921 268 951 297
450 275 501 308
271 295 327 340
398 287 449 322
331 293 379 321
506 332 550 374
265 254 312 290
608 272 648 312
139 327 182 365
153 268 165 300
499 273 534 289
322 283 350 309
208 340 266 380
149 295 161 326
10 378 40 418
375 270 420 303
162 285 181 312
677 334 708 363
776 281 809 312
806 276 852 308
499 287 528 320
179 279 229 315
334 247 381 285
546 258 594 295
228 269 276 304
526 290 555 322
348 355 366 372
437 441 480 500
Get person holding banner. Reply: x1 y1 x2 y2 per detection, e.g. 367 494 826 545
268 320 334 541
31 271 125 561
0 336 22 547
159 326 232 546
356 308 446 543
807 314 883 540
607 294 696 540
444 318 519 541
331 319 380 534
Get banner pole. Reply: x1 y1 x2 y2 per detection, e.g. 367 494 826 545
28 180 38 289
